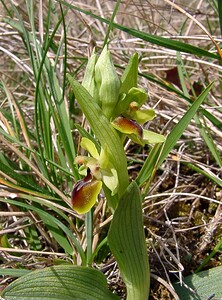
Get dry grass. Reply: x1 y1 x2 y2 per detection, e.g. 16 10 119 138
0 1 222 299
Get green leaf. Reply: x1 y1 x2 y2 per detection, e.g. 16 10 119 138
181 161 222 187
217 0 222 37
0 198 86 265
139 71 222 131
173 266 222 300
159 82 214 166
1 265 119 300
38 212 74 255
67 75 129 199
0 268 31 278
108 181 150 300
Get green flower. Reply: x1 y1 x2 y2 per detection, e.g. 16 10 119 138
71 48 165 214
71 138 119 214
111 86 165 146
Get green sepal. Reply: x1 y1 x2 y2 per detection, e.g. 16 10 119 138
100 146 119 195
82 50 98 100
94 45 120 119
143 129 166 144
115 87 147 117
101 167 119 196
120 52 139 94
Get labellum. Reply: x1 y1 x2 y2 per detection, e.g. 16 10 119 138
71 171 102 214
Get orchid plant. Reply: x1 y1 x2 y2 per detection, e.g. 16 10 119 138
69 45 165 215
67 45 165 300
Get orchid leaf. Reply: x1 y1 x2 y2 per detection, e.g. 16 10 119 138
108 181 150 300
173 265 222 300
2 265 119 300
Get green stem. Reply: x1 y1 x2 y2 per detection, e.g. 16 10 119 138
86 209 93 266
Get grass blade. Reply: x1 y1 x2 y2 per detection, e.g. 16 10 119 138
218 0 222 36
60 1 219 59
0 198 86 264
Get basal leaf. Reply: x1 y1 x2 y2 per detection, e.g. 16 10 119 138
173 265 222 300
108 181 150 300
2 265 119 300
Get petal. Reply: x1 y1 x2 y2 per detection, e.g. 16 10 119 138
71 178 102 214
81 137 99 159
101 167 119 196
99 146 110 170
127 87 147 107
111 116 143 138
86 159 101 180
75 155 88 165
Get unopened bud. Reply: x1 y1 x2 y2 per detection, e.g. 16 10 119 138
95 45 120 119
82 50 98 101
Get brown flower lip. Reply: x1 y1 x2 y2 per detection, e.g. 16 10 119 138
112 115 143 138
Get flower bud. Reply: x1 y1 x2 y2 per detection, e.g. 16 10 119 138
82 50 98 102
95 45 120 119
